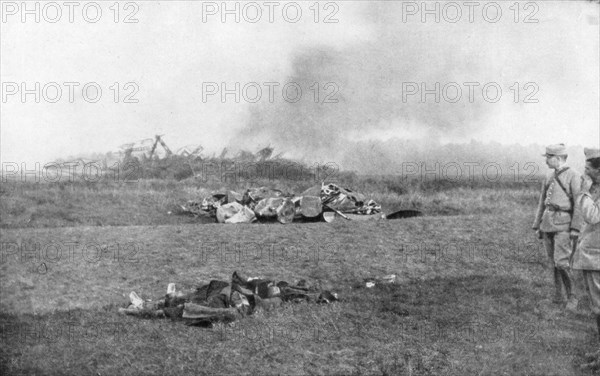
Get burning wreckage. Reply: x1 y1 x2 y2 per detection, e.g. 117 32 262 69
181 182 421 224
121 184 413 324
119 271 339 325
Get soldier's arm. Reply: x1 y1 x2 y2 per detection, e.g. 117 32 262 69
532 177 547 230
578 193 600 225
570 171 584 232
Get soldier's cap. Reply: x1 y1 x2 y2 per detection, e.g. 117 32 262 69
542 143 568 157
584 147 600 160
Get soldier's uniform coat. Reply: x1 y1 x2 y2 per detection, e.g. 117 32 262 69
572 184 600 315
532 166 584 268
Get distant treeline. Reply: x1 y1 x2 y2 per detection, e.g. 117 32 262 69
48 140 590 183
340 139 587 176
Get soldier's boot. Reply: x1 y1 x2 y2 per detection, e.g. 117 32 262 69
561 269 579 312
552 268 563 304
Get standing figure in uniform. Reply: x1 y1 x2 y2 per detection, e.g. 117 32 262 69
571 147 600 370
532 144 584 310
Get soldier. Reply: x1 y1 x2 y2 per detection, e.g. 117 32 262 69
571 147 600 371
532 144 584 310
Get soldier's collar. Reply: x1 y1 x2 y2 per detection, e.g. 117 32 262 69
555 166 569 175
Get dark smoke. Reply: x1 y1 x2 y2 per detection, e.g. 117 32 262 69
230 18 490 160
230 2 595 171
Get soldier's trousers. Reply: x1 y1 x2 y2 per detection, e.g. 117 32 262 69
542 231 572 269
582 270 600 315
543 231 583 300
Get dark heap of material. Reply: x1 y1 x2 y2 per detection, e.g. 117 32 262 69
119 271 338 326
181 183 384 224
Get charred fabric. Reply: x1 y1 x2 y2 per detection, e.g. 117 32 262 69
119 271 339 325
181 182 420 224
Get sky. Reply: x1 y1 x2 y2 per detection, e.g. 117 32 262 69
1 0 599 165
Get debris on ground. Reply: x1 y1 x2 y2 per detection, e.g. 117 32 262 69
216 202 256 224
353 274 397 289
319 183 381 214
118 271 339 326
179 182 421 224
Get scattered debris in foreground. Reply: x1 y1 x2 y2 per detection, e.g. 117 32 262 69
179 182 422 223
119 271 339 326
363 274 397 288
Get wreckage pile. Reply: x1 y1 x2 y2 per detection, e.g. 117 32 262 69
182 182 384 224
119 271 338 325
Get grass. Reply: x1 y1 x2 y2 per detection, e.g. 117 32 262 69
0 177 540 228
0 175 598 375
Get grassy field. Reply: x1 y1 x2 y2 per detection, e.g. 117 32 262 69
1 177 598 375
0 176 539 228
